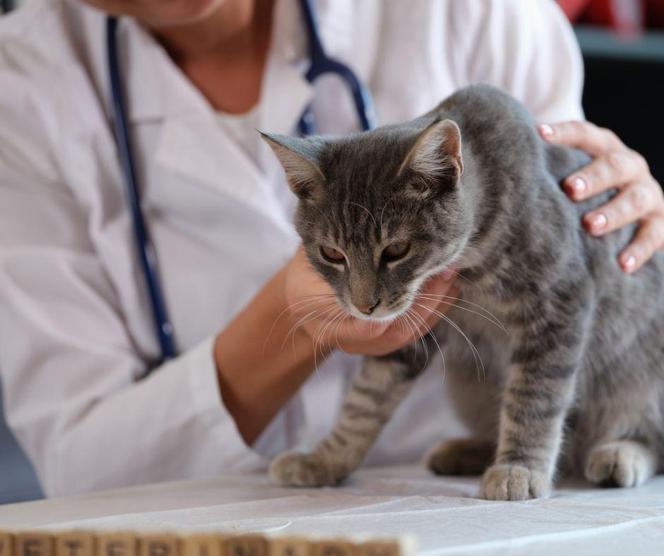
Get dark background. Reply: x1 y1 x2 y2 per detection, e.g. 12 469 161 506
0 5 662 505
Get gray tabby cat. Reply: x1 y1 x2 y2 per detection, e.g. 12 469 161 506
261 85 664 501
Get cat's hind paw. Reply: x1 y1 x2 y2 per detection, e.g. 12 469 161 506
269 451 341 487
427 438 494 476
480 464 550 501
585 440 656 488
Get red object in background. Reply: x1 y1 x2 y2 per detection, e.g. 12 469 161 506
645 0 664 27
559 0 664 31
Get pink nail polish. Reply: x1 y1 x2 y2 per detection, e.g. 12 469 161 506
571 176 586 194
590 213 607 231
622 254 637 273
539 124 554 138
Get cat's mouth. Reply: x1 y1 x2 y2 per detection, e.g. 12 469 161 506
344 291 421 323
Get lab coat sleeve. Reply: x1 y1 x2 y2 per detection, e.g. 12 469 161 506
451 0 585 123
0 69 267 497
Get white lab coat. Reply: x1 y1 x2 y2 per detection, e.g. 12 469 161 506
0 0 583 497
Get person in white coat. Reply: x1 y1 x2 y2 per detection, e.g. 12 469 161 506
1 0 663 498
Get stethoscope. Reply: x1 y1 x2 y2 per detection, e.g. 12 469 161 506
106 0 376 372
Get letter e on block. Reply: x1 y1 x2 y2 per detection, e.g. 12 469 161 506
16 533 54 556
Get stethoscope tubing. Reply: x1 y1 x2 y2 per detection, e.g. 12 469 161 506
105 1 375 369
107 16 178 369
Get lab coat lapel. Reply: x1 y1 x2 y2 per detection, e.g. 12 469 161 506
120 17 297 233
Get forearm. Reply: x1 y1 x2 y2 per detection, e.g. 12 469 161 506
214 266 327 444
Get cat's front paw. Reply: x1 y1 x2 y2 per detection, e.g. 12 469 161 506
585 440 656 488
480 464 550 501
269 451 340 487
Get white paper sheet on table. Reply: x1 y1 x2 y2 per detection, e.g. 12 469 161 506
0 465 663 556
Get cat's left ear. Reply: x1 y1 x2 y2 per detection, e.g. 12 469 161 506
399 119 463 193
260 132 325 201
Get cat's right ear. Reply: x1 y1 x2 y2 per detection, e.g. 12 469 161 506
260 132 325 201
398 119 463 197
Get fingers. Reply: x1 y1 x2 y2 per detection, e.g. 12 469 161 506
562 150 649 201
583 182 658 236
539 121 623 157
619 217 664 274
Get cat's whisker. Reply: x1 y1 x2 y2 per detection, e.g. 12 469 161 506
415 292 507 331
379 198 393 232
348 201 378 231
414 302 486 383
417 294 508 335
312 307 346 371
403 308 430 369
332 311 351 354
266 297 335 354
407 308 447 383
285 303 339 356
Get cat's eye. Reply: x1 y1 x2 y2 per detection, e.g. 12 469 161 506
382 241 410 262
320 246 346 264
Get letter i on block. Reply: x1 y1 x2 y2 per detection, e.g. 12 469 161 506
181 535 221 556
0 531 14 556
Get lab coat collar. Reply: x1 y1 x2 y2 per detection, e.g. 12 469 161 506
123 0 355 234
122 0 356 125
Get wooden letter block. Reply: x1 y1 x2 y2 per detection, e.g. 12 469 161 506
0 532 14 556
268 537 310 556
181 535 221 556
55 532 95 556
224 535 267 556
97 533 137 556
357 541 401 556
16 533 54 556
312 540 356 556
138 535 179 556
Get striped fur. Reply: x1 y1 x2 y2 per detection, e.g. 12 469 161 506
264 85 664 500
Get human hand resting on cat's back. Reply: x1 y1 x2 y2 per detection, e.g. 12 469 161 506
284 247 457 357
539 121 664 273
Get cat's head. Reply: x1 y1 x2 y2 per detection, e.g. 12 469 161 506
262 119 473 321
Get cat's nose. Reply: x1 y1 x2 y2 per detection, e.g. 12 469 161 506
355 299 381 315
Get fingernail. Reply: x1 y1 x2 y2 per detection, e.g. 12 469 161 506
621 253 637 273
587 213 607 232
566 176 587 197
539 124 555 139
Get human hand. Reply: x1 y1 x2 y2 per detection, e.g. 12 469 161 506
539 121 664 273
283 247 457 357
